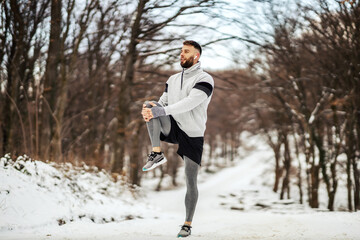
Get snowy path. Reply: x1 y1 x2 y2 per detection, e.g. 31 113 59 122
2 148 360 240
125 151 360 240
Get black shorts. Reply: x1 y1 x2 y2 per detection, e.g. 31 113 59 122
160 116 204 165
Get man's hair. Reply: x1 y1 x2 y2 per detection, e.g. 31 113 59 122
183 40 202 55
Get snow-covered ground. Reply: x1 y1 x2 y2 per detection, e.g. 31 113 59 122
1 136 360 240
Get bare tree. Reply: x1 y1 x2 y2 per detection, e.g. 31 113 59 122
244 0 360 211
1 0 50 157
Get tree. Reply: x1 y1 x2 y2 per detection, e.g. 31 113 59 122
245 0 360 211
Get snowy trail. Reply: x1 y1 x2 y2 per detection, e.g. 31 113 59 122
57 151 360 239
139 150 360 240
148 149 263 218
2 147 360 240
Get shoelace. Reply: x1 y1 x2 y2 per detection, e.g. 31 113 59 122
147 152 157 162
180 225 191 232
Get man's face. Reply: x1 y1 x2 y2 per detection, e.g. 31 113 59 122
180 45 198 68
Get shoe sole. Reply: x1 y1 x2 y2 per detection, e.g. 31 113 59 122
142 157 167 171
177 230 191 238
177 234 190 238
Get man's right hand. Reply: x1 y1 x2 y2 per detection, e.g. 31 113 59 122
141 102 156 122
141 104 150 122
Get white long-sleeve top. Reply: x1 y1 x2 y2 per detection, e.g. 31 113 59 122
158 62 214 137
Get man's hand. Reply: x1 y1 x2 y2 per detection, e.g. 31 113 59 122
141 102 156 122
141 101 166 122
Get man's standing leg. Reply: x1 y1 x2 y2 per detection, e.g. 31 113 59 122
178 156 199 237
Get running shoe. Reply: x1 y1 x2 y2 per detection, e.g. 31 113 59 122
177 225 191 238
142 152 167 171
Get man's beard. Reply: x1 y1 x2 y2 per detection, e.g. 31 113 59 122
180 57 194 68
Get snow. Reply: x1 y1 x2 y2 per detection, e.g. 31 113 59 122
1 136 360 240
0 155 151 233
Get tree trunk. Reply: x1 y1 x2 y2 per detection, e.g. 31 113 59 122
280 133 291 200
206 136 213 172
354 157 360 211
310 164 320 208
345 115 355 211
113 0 148 174
305 148 312 206
351 127 360 210
273 142 282 193
112 130 125 173
328 161 338 211
129 121 142 186
307 126 321 208
347 154 353 211
3 1 27 155
356 94 360 211
230 132 236 161
42 0 62 160
327 106 340 211
297 157 304 204
0 2 10 156
292 131 303 204
2 41 16 154
307 131 320 208
313 125 333 210
352 105 360 211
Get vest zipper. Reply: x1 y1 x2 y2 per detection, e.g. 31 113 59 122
181 68 184 89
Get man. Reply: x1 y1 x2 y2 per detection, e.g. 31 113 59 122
141 40 214 238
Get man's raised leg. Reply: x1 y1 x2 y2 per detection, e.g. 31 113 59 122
142 101 170 171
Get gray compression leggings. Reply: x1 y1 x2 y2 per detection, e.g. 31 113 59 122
145 101 199 222
184 156 199 222
145 101 171 148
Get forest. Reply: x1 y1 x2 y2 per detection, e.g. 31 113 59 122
0 0 359 212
